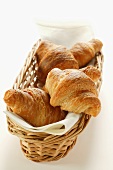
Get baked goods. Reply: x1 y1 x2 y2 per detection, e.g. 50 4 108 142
4 88 67 127
70 39 103 68
80 65 101 82
4 38 103 128
45 68 101 117
36 39 56 62
36 40 79 84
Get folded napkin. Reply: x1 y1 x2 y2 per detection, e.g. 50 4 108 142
4 111 81 135
36 20 94 48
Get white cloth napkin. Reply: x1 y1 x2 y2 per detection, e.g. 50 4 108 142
4 111 81 135
36 20 94 48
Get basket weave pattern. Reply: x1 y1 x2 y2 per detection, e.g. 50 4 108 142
7 40 104 162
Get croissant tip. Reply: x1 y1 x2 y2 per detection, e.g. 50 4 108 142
3 89 17 106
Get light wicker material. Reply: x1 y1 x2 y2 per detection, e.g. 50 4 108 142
7 40 104 162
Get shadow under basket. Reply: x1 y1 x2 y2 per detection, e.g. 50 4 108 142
7 40 104 162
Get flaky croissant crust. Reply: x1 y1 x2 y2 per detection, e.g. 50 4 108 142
45 68 101 117
4 88 67 127
36 40 79 83
70 38 103 68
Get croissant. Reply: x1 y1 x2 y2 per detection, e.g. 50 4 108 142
36 40 79 84
80 65 101 82
36 39 58 63
70 39 103 68
45 68 101 117
4 88 67 127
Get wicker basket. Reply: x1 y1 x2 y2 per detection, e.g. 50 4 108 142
6 40 104 162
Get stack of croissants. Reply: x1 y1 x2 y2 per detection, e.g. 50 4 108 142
3 38 103 127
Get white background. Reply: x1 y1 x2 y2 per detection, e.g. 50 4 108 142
0 0 113 170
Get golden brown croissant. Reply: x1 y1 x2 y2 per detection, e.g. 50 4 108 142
45 68 101 117
36 40 79 84
4 88 67 127
36 39 58 63
70 39 103 68
80 65 101 82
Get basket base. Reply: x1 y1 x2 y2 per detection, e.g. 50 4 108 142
20 137 77 162
7 113 91 162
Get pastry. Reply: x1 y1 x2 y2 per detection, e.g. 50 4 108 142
45 68 101 117
4 88 67 127
36 40 79 84
70 39 103 68
80 65 101 82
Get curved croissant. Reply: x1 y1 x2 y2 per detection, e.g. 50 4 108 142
45 68 101 117
36 40 79 83
70 39 103 68
80 65 101 82
4 88 67 127
36 39 58 63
